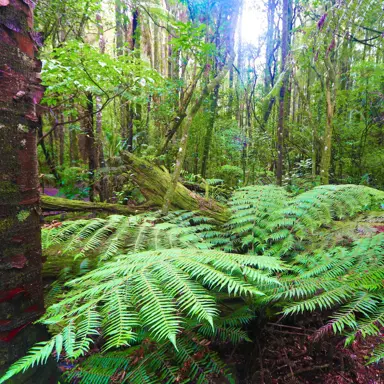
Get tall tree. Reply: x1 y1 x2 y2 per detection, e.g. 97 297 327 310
162 0 241 214
276 0 292 185
0 0 46 376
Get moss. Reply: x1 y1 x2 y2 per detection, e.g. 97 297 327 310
0 181 18 194
0 217 15 233
17 210 31 222
0 182 19 205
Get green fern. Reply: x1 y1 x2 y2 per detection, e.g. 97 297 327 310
268 233 384 352
43 211 217 264
1 248 284 383
67 308 251 384
5 184 384 384
369 343 384 364
66 333 235 384
227 184 384 257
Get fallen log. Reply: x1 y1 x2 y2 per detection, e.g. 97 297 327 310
41 153 229 223
121 152 229 223
41 195 142 216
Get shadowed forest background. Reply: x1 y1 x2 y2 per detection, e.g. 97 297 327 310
0 0 383 383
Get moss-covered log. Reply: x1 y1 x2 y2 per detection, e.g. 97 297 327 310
41 195 141 215
121 152 229 223
42 154 229 223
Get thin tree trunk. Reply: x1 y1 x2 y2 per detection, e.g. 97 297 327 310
96 12 107 202
276 0 291 185
124 8 140 152
58 114 65 166
201 84 220 178
265 0 276 92
85 93 96 202
320 74 334 184
261 0 277 128
38 123 61 183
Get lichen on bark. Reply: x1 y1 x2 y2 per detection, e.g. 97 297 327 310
0 0 46 375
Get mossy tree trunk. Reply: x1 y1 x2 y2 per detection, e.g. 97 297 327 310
85 92 96 202
123 153 229 222
0 0 48 376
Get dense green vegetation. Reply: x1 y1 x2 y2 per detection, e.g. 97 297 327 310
2 185 384 382
1 0 383 382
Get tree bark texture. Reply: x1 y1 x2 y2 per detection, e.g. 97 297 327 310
0 0 46 373
201 84 220 178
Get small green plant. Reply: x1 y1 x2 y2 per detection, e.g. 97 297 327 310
57 167 89 199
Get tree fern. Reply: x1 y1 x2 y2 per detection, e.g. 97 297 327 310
43 211 218 265
268 233 384 354
227 184 384 257
1 248 283 383
6 184 384 383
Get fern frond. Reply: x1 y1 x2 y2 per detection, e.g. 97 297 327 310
3 248 274 382
369 343 384 364
0 337 58 384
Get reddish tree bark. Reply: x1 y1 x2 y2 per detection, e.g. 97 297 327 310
0 0 46 375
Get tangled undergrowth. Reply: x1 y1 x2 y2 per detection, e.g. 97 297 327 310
2 184 384 383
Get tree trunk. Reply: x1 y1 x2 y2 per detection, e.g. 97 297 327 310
69 103 80 165
201 84 220 178
0 0 52 378
38 123 61 183
320 74 335 184
41 195 140 216
276 0 291 185
85 93 96 202
96 13 107 202
264 0 276 92
96 12 106 169
58 114 65 166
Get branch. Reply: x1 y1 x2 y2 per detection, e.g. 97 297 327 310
38 85 130 144
79 61 110 98
139 5 176 38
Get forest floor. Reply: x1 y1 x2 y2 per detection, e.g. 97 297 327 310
223 318 384 384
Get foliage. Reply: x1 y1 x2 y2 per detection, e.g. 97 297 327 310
42 210 218 263
41 40 162 112
0 248 284 383
66 307 253 384
3 184 384 383
7 0 384 380
267 233 384 362
226 184 384 255
57 167 89 199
